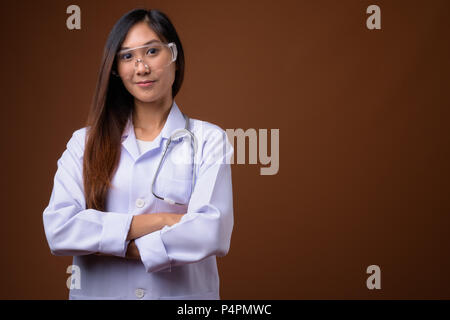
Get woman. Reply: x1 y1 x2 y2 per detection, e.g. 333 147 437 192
43 8 234 300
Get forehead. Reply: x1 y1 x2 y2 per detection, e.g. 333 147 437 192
121 21 162 48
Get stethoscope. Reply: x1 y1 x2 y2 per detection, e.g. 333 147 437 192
151 113 198 205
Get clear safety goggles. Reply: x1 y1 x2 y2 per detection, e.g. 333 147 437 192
116 41 177 71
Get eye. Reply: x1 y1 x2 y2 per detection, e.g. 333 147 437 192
119 52 132 60
146 47 160 55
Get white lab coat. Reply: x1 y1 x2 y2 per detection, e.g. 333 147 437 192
42 101 234 300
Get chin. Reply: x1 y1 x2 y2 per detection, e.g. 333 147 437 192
134 92 161 103
131 89 156 99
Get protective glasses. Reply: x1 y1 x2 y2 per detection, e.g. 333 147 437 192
117 41 177 71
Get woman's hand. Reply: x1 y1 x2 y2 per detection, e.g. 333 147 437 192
92 241 140 260
160 212 186 227
125 240 140 260
126 212 186 241
93 213 185 260
94 252 112 257
124 213 185 260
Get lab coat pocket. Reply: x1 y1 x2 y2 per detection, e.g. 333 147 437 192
69 293 128 300
156 176 192 209
158 290 219 300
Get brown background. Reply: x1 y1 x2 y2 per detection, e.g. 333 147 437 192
0 0 449 299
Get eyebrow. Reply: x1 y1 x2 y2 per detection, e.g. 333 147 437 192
120 39 160 50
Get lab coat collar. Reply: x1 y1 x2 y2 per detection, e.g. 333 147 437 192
121 100 186 161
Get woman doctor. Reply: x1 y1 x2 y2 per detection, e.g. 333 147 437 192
42 8 234 300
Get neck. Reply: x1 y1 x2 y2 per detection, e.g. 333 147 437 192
132 96 173 132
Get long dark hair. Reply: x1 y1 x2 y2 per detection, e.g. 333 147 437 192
83 8 185 210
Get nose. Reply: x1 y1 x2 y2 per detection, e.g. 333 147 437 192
135 58 150 74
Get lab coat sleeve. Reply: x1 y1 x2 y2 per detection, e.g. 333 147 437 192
134 127 234 273
42 128 133 257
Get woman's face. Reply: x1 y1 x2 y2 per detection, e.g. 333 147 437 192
117 21 176 104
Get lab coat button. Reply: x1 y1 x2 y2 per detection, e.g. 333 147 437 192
135 288 145 299
135 198 145 208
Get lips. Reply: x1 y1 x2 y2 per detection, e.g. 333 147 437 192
136 80 155 84
136 80 156 88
